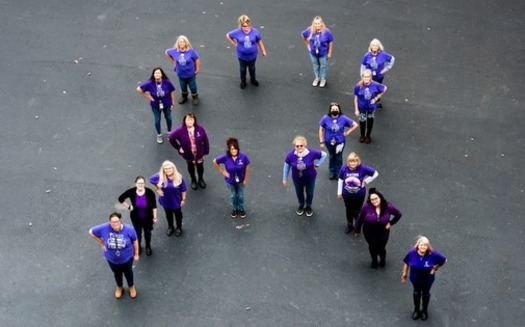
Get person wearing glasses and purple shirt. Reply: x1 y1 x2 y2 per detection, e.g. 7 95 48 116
283 135 327 217
360 38 395 108
319 102 358 180
226 14 267 89
301 16 334 88
353 69 387 144
136 67 176 144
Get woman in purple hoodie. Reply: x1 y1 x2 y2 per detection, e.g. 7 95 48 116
168 113 210 190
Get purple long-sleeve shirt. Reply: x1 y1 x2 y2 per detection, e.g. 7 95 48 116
355 202 402 234
167 125 209 162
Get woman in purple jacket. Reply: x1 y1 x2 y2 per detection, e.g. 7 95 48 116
354 188 401 269
283 135 327 217
168 113 210 190
402 236 447 321
136 67 176 144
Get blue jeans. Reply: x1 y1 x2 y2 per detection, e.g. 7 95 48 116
151 106 172 135
178 75 198 94
292 178 316 207
238 58 257 82
309 53 328 80
107 257 134 287
325 142 344 176
227 183 245 210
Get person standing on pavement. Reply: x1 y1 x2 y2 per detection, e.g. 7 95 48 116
360 38 394 108
165 35 201 106
301 16 334 88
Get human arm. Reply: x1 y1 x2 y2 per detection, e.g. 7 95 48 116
242 165 250 186
360 64 366 76
354 95 359 117
213 158 230 178
386 203 402 229
226 33 237 47
117 188 134 211
282 163 291 186
337 178 343 199
165 50 175 65
180 191 186 206
136 85 154 102
88 228 106 251
371 85 387 105
362 170 379 187
344 120 358 137
430 256 447 274
133 239 140 262
258 40 267 57
401 263 409 282
315 151 328 168
194 58 201 75
318 126 325 148
380 55 395 75
327 41 333 59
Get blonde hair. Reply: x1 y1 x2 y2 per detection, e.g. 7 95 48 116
174 35 192 50
347 152 361 165
358 69 373 88
292 135 307 147
368 38 384 52
238 14 251 27
414 236 433 254
308 16 326 39
157 160 182 188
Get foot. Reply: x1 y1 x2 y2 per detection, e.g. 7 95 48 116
198 179 207 189
231 209 238 218
114 286 123 299
156 134 163 144
312 78 320 86
329 173 336 180
240 81 247 89
319 79 326 88
128 286 137 299
250 79 259 86
370 261 378 269
239 209 246 219
191 97 199 106
179 97 188 104
166 227 174 236
359 136 365 143
296 205 305 216
305 206 314 217
365 136 371 144
175 228 182 237
145 246 152 256
344 225 354 234
420 310 428 321
379 260 386 267
191 181 198 190
377 102 382 109
412 309 420 320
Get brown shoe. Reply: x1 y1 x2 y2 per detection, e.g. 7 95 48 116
114 286 123 299
359 136 365 143
365 136 371 144
128 286 137 299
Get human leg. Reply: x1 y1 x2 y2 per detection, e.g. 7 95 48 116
174 207 183 236
365 111 375 142
319 55 328 82
238 58 248 88
247 59 258 85
178 77 189 104
186 161 198 189
196 162 206 188
144 224 152 255
107 260 125 287
164 207 175 236
151 107 162 135
292 179 306 208
162 107 172 132
309 53 320 80
325 143 337 178
412 285 422 320
420 283 433 320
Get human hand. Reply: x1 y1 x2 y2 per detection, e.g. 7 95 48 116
133 254 140 262
179 148 185 154
337 194 343 200
354 110 359 117
282 180 288 187
153 218 158 224
222 171 230 178
385 222 391 230
157 189 164 197
401 275 407 283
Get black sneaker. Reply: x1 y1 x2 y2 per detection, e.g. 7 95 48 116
239 209 246 219
175 228 182 237
240 81 247 89
305 206 313 217
296 206 305 216
344 225 354 234
250 79 259 86
231 209 238 218
166 227 174 236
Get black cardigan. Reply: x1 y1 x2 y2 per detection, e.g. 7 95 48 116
118 187 157 226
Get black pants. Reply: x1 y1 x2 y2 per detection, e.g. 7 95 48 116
132 221 152 248
238 58 256 82
412 282 433 310
186 161 204 182
107 257 134 287
164 207 183 229
342 194 365 227
363 224 390 264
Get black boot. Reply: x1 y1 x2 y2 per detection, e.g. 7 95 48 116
196 162 206 188
379 249 386 267
191 93 199 106
179 92 189 104
359 121 366 143
412 291 421 320
421 294 430 320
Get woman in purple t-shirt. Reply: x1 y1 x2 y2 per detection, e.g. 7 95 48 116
360 38 395 107
353 69 387 144
213 137 251 219
283 135 327 217
402 236 447 321
165 35 201 106
136 67 176 144
226 14 267 89
149 160 187 237
89 212 139 299
301 16 334 88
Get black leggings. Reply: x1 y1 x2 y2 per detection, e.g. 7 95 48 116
164 207 183 229
412 282 433 310
132 222 152 248
186 161 204 182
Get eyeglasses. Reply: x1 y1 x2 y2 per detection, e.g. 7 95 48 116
362 75 372 78
295 144 305 148
370 197 380 201
242 25 249 27
349 159 358 162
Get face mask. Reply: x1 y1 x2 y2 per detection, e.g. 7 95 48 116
331 111 339 116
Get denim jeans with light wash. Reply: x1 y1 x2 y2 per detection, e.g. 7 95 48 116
227 183 245 209
151 106 172 134
107 257 134 287
309 53 328 80
292 178 316 207
178 75 198 94
238 58 257 82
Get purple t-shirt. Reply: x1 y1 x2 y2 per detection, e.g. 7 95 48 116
338 164 377 197
165 48 200 79
353 81 386 111
361 51 393 80
149 173 187 209
227 27 262 61
215 151 251 185
301 27 334 57
139 79 175 109
285 148 323 182
135 193 147 220
319 114 356 144
91 223 137 264
403 248 447 285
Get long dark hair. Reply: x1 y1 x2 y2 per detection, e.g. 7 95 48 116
149 66 168 82
367 188 387 216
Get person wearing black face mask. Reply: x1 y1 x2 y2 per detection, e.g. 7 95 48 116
319 103 358 180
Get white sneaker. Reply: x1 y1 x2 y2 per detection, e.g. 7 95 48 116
312 78 320 86
319 80 326 87
156 134 163 144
